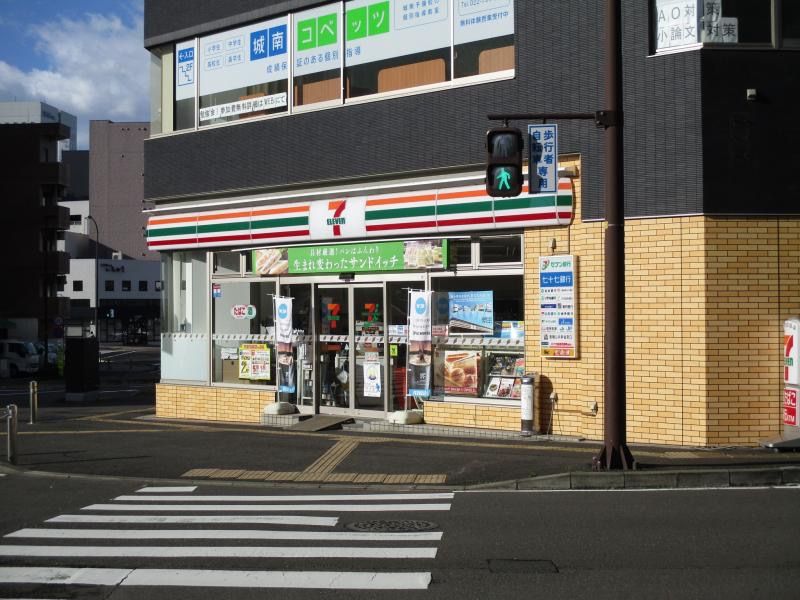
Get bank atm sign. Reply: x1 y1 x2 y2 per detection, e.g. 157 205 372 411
785 388 798 427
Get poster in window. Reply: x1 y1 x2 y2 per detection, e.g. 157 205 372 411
407 290 432 398
238 343 271 380
448 291 494 335
454 0 514 46
295 3 342 77
442 350 480 396
363 361 382 397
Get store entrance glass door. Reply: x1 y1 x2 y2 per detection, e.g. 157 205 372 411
316 283 387 415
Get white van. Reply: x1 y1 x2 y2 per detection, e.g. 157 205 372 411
0 340 40 377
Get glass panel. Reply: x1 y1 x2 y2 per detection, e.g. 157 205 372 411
279 283 314 406
354 286 385 411
453 1 514 78
387 281 423 410
198 17 289 126
175 40 196 130
783 1 800 45
212 281 276 386
449 238 472 266
294 3 342 107
479 235 521 264
345 0 451 98
702 0 771 44
213 251 241 276
318 286 350 408
149 50 163 134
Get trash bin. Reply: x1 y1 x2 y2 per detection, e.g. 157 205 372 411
64 337 99 400
520 373 537 436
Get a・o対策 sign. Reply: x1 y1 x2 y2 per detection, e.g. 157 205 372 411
539 254 577 358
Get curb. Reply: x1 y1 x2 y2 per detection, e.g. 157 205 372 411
471 466 800 490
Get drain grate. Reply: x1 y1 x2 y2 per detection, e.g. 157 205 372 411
345 520 439 533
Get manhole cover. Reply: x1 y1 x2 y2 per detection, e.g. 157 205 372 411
345 520 439 533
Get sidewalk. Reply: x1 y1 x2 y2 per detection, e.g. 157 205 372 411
2 391 800 490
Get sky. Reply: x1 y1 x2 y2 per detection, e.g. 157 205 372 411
0 0 148 148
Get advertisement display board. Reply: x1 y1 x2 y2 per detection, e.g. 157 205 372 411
295 3 341 77
238 344 271 381
175 40 196 101
453 0 514 45
448 291 494 335
274 296 295 393
407 290 432 398
785 318 799 386
540 255 577 358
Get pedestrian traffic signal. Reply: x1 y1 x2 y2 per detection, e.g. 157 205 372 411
486 127 523 197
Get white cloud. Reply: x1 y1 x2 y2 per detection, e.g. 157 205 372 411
0 3 148 148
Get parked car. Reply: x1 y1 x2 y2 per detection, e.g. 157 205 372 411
0 340 40 377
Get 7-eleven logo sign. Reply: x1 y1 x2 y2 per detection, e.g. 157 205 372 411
786 319 800 386
326 200 347 236
310 197 366 241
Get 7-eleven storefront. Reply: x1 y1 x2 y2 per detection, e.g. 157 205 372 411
150 167 574 428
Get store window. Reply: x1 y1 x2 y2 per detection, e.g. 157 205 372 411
212 280 277 386
105 280 114 292
161 251 208 334
479 235 522 265
453 2 514 79
213 251 242 276
653 0 797 51
122 280 132 292
430 274 524 401
294 3 342 108
139 280 148 292
72 280 83 292
198 17 289 127
174 40 196 131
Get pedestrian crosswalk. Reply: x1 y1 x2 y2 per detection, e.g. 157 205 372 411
0 485 452 592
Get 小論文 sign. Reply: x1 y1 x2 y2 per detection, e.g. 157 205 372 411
540 254 577 358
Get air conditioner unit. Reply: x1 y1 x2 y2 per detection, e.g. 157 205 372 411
111 251 122 260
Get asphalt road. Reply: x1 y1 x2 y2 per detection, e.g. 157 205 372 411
0 472 798 599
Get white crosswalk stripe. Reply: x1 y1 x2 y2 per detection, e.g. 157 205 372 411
0 486 451 592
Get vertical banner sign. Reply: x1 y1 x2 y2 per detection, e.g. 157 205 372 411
784 319 799 386
275 296 295 394
529 124 558 194
539 255 578 358
785 388 798 428
407 290 432 399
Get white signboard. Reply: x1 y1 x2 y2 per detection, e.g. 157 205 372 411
345 0 450 67
309 197 367 241
529 124 558 194
175 40 196 100
409 291 432 342
275 297 293 344
199 93 287 121
295 3 342 77
454 0 514 46
654 0 700 51
199 17 288 97
539 255 577 359
363 362 382 397
786 319 800 386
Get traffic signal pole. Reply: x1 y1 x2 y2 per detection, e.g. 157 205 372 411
488 0 633 470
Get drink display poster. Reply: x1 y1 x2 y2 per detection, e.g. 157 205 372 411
539 254 578 358
238 344 271 381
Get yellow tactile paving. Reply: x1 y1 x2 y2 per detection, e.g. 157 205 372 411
208 469 245 479
263 471 301 481
237 470 274 480
324 473 357 483
383 474 418 485
414 474 448 484
352 473 387 484
303 440 360 475
181 468 217 478
294 472 328 482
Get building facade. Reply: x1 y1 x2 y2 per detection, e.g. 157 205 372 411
0 122 71 343
144 0 800 446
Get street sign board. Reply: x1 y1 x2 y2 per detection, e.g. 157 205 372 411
528 124 558 194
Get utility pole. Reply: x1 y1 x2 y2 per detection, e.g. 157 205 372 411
86 215 100 337
488 0 634 469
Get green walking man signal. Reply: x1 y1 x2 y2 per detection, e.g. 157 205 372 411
485 127 523 197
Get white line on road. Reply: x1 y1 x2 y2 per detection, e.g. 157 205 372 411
0 545 438 559
0 566 133 586
115 493 454 502
83 503 452 512
47 514 338 526
135 486 198 493
6 528 443 541
0 567 432 590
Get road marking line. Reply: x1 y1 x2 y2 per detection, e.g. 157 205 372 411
6 528 443 541
136 486 197 493
113 493 454 502
47 515 338 526
0 545 438 559
82 503 452 512
0 566 132 586
121 569 432 590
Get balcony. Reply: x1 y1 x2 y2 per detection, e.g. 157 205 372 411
44 251 70 275
42 204 71 231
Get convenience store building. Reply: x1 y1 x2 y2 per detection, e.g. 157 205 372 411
145 0 800 447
